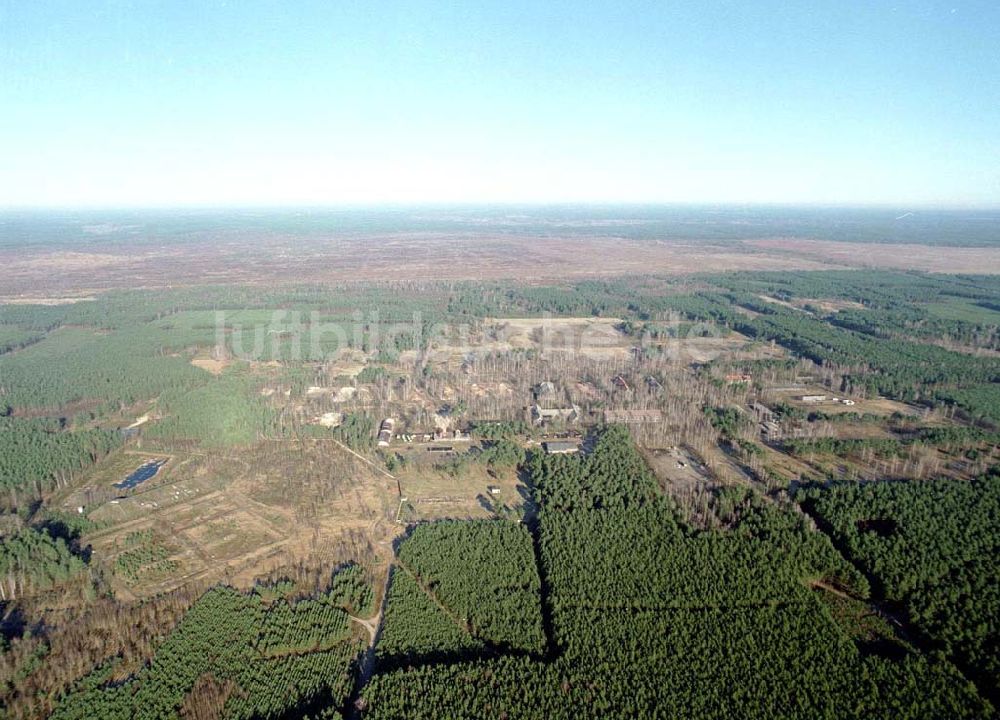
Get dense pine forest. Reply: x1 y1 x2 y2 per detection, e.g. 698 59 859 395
362 427 993 718
800 470 1000 700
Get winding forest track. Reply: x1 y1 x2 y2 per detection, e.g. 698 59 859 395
345 562 393 718
349 614 378 644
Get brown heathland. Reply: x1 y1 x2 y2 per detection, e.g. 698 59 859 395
6 234 999 296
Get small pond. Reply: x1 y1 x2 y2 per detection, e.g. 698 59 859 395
115 459 168 491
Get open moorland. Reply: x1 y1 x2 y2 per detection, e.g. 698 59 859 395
3 208 1000 297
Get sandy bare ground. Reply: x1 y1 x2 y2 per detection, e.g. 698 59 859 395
0 295 96 305
190 355 230 375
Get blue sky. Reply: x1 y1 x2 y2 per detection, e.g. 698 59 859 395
1 1 998 207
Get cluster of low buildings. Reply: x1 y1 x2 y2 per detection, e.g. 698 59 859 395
375 375 669 454
404 429 471 443
530 404 582 426
379 421 471 447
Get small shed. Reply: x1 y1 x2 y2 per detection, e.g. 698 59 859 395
377 418 396 447
543 441 580 455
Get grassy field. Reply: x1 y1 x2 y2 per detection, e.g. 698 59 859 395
925 298 1000 323
62 439 397 598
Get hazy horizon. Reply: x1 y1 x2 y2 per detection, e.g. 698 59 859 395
3 201 1000 213
4 204 999 255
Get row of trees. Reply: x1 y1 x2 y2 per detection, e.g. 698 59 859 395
0 326 43 356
